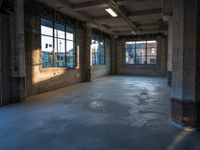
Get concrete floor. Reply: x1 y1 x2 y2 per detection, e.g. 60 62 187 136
0 76 200 150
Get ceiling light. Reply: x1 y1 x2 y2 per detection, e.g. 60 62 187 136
131 31 137 35
105 8 118 17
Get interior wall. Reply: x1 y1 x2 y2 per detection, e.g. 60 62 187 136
24 0 111 96
116 35 167 76
0 14 11 105
24 1 82 96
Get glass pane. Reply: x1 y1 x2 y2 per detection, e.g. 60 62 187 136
66 40 74 52
125 49 135 64
125 41 135 49
91 35 105 65
92 39 99 65
101 56 105 65
41 18 53 36
136 41 146 64
66 27 75 40
66 41 75 67
54 38 65 67
147 55 157 64
136 41 146 49
41 35 54 67
66 53 75 68
92 53 96 65
54 23 65 39
136 49 146 64
41 18 53 28
66 32 74 41
99 38 104 48
99 38 105 58
147 40 157 64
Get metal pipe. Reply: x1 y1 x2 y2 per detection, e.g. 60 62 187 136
104 0 138 33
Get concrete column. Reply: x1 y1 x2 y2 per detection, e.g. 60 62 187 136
167 18 173 87
0 15 2 106
111 38 116 75
9 0 26 102
81 25 92 82
0 14 10 105
171 0 200 128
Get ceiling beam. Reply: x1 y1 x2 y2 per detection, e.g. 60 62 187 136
117 29 167 36
72 0 126 11
104 0 138 33
36 0 116 35
110 23 160 31
92 8 162 21
128 8 162 17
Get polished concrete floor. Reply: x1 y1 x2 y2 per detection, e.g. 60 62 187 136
0 76 200 150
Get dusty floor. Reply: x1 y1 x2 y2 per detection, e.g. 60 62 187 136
0 76 200 150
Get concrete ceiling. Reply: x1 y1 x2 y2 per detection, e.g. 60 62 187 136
35 0 171 36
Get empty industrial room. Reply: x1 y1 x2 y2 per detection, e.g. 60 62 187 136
0 0 200 150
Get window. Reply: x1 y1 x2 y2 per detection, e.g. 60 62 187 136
125 40 157 65
91 35 105 65
41 18 76 68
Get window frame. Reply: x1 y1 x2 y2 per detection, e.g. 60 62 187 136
91 34 106 65
124 40 158 65
40 17 77 68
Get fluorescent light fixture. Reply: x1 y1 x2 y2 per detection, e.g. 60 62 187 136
105 8 118 17
131 31 137 35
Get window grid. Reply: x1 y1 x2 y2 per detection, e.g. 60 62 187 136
41 18 76 68
125 40 157 65
91 35 105 65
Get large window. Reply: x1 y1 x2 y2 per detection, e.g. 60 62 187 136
91 35 105 65
41 18 76 68
125 40 157 65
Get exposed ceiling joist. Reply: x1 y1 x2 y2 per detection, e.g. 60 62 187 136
36 0 116 36
72 0 126 11
104 0 138 33
92 8 162 21
110 23 160 31
128 8 162 17
36 0 166 36
117 29 167 36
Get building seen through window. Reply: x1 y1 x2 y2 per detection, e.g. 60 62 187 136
125 40 157 65
41 18 76 68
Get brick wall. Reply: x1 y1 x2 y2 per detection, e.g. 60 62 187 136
116 35 167 76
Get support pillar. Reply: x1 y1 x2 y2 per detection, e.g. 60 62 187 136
171 0 200 128
167 18 173 87
81 24 92 82
111 38 116 75
9 0 26 102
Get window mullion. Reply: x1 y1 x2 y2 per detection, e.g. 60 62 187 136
53 22 55 67
134 41 136 64
145 41 147 64
65 26 67 67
